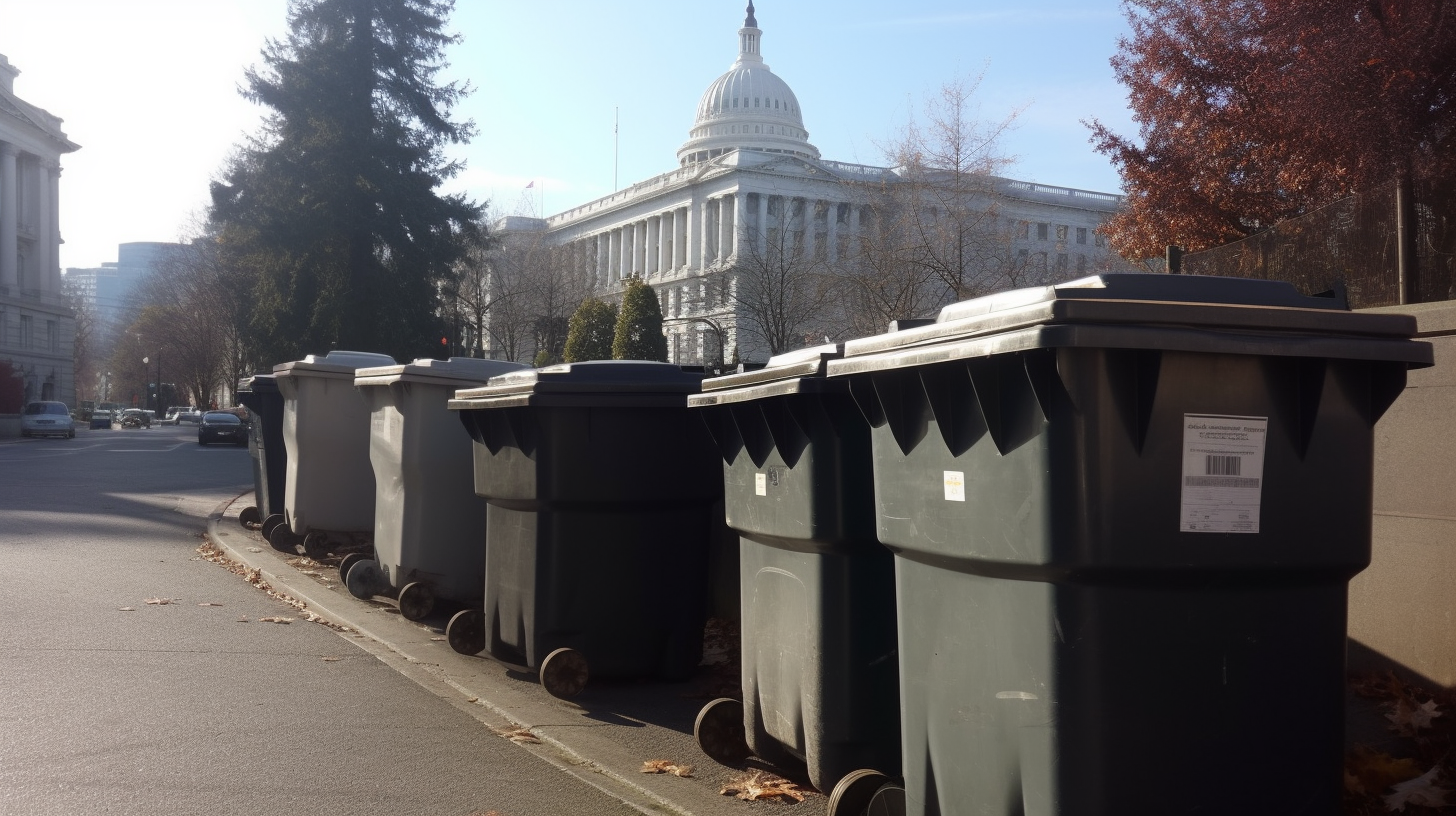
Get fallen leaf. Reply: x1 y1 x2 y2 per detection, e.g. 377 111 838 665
641 760 695 778
492 727 540 744
198 602 223 607
247 547 263 553
720 771 807 802
466 696 479 703
1386 698 1443 735
1345 745 1423 795
430 636 447 642
259 616 293 624
144 598 174 605
118 607 136 612
1384 766 1452 811
237 616 250 623
322 657 341 662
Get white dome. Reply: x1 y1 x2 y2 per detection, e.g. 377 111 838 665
677 4 819 166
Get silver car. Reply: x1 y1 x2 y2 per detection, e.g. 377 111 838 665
21 401 75 438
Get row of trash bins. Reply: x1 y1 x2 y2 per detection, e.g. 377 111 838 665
235 274 1432 816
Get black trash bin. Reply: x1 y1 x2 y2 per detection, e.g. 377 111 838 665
823 274 1432 815
445 361 724 699
686 344 900 806
236 374 287 535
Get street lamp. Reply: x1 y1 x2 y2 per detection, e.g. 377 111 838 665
663 316 728 374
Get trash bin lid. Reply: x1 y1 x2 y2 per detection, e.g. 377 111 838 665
689 343 847 406
273 351 397 380
237 373 278 394
354 357 528 388
828 274 1433 376
448 360 704 410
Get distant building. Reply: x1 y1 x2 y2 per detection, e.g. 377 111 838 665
484 3 1129 365
64 241 185 354
0 53 79 407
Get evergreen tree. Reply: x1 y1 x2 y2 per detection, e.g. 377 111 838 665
209 0 481 365
612 277 667 362
563 298 617 363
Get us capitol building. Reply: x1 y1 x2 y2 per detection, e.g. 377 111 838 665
488 3 1129 366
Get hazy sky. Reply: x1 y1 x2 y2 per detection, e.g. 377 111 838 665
3 0 1139 271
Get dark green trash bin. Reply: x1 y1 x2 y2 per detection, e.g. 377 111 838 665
687 345 900 801
445 361 724 699
823 274 1432 815
236 374 287 532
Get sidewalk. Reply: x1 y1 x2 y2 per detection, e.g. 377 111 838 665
206 491 824 816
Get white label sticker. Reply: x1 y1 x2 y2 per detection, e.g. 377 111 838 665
944 471 966 502
755 472 767 496
1180 414 1268 533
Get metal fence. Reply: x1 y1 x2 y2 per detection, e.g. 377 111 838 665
1181 178 1456 309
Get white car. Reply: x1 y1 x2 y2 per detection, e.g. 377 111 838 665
21 401 75 438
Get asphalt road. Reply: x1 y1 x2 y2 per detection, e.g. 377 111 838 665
0 423 642 816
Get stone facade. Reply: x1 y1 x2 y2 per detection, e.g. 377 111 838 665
0 53 79 408
485 5 1130 366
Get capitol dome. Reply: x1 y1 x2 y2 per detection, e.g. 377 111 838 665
677 3 820 166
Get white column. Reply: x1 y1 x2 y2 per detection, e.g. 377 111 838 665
757 193 769 257
676 207 689 269
803 200 817 262
685 203 700 271
0 143 17 289
632 220 645 276
658 212 672 275
619 226 631 279
732 192 746 260
596 233 608 282
646 218 658 275
609 229 620 280
35 161 52 293
701 199 715 267
717 197 732 265
828 201 840 262
48 163 61 292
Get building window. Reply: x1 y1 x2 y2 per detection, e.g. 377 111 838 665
1056 225 1068 241
47 320 58 352
1077 254 1088 273
1017 220 1029 240
20 315 33 349
755 98 760 107
1076 227 1087 245
1037 223 1048 241
1094 233 1106 248
1056 254 1068 273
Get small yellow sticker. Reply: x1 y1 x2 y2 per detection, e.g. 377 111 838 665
755 472 767 496
943 471 966 502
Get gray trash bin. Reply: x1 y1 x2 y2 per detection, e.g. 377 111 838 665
687 344 900 802
822 274 1432 815
345 357 527 619
445 361 724 699
272 350 395 554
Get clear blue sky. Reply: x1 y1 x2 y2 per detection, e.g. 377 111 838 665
4 0 1138 270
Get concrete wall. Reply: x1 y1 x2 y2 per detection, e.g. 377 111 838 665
1348 300 1456 687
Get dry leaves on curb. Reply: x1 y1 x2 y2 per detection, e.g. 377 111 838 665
492 726 540 744
720 771 807 803
641 760 695 778
258 616 293 624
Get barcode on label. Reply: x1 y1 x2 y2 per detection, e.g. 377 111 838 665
1205 455 1242 476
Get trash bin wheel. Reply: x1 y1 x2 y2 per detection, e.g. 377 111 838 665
446 609 486 656
539 647 590 699
238 506 261 529
694 697 752 765
338 552 368 585
398 582 435 621
302 531 330 559
828 769 892 816
267 523 303 554
260 514 285 541
865 781 905 816
345 559 383 600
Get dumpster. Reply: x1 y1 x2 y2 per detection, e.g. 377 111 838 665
344 357 528 619
822 274 1433 815
236 373 287 535
688 344 901 805
446 361 722 698
272 350 395 555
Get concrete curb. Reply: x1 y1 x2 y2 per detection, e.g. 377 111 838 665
205 491 779 816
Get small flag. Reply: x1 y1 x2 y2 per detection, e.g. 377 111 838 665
525 180 535 189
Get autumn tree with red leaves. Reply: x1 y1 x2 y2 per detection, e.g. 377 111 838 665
1089 0 1456 260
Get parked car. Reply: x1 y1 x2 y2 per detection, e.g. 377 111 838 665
197 411 247 446
21 401 76 438
89 410 113 430
177 408 204 425
120 408 152 429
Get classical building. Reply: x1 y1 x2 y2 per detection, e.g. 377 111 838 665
487 4 1128 366
0 53 79 407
